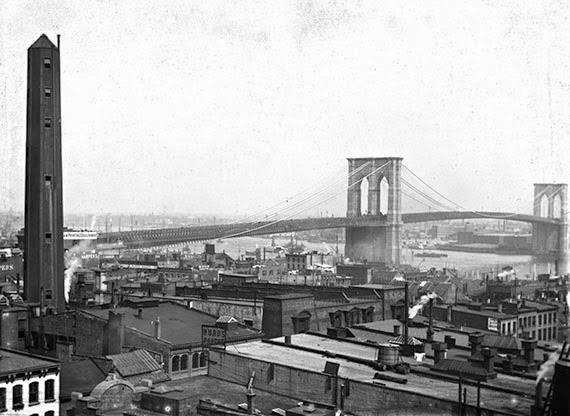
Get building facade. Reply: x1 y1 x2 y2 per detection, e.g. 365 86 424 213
0 348 60 416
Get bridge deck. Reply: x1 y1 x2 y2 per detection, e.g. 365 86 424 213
98 211 560 248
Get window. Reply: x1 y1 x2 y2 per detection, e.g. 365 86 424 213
532 316 536 326
29 382 39 404
45 175 52 186
192 352 199 369
171 355 180 372
539 315 542 325
180 354 188 371
44 88 51 97
553 328 557 339
12 385 23 409
44 58 51 68
0 388 5 410
45 380 55 401
44 118 52 128
45 233 52 241
199 351 206 367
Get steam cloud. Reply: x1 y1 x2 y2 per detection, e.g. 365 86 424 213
408 292 438 319
64 239 93 303
536 346 561 384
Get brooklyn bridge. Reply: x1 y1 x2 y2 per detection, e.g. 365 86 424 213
99 157 569 273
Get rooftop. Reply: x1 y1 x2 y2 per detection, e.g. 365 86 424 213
84 302 261 346
227 339 533 414
85 302 217 346
0 348 59 375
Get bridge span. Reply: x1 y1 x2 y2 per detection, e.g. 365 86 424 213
98 211 560 249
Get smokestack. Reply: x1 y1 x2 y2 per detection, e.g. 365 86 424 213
482 348 495 373
404 282 409 345
433 342 447 364
427 298 434 342
154 316 161 339
393 325 401 337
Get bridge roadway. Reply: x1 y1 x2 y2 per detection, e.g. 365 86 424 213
98 211 561 248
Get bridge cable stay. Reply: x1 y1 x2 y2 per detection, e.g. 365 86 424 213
216 161 375 233
220 164 359 225
233 161 372 224
400 188 453 212
204 161 373 233
400 177 457 212
217 161 393 240
111 162 372 240
402 164 525 220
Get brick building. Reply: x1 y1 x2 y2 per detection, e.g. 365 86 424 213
27 300 261 379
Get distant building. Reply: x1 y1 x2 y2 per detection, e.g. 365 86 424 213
285 253 307 273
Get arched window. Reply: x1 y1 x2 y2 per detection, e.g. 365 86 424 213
29 382 39 404
180 354 188 370
12 385 23 409
540 194 549 217
360 178 369 215
192 352 200 369
172 355 180 372
45 411 55 416
379 177 389 215
45 380 55 401
199 351 206 367
552 194 562 219
0 388 5 410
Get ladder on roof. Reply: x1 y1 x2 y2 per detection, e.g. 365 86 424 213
542 341 570 416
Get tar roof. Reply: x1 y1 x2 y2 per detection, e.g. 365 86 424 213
85 302 217 346
0 348 59 375
60 358 110 398
106 350 162 377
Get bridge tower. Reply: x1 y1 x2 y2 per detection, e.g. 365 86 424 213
345 157 402 265
532 183 568 274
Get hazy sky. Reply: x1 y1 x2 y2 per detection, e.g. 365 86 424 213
1 1 569 217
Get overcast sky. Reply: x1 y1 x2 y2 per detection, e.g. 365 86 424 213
1 1 569 217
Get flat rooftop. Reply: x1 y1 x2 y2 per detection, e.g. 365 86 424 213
232 339 533 415
0 348 59 375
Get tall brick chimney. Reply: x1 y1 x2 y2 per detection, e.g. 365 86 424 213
521 339 537 365
432 342 447 364
107 311 124 355
481 347 496 373
469 333 484 356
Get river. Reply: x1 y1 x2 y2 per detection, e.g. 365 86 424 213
176 236 553 280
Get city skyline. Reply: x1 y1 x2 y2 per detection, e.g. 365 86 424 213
1 1 569 217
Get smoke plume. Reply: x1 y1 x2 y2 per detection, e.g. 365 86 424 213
64 240 92 303
536 346 561 384
409 292 438 319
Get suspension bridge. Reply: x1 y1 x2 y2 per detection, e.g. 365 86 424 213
98 157 569 272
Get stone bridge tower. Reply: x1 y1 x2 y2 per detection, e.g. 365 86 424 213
532 183 568 274
345 157 402 266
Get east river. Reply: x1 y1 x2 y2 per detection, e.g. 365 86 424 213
177 236 553 280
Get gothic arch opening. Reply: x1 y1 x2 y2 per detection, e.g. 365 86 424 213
379 176 389 215
540 194 549 218
552 194 562 219
360 177 369 215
